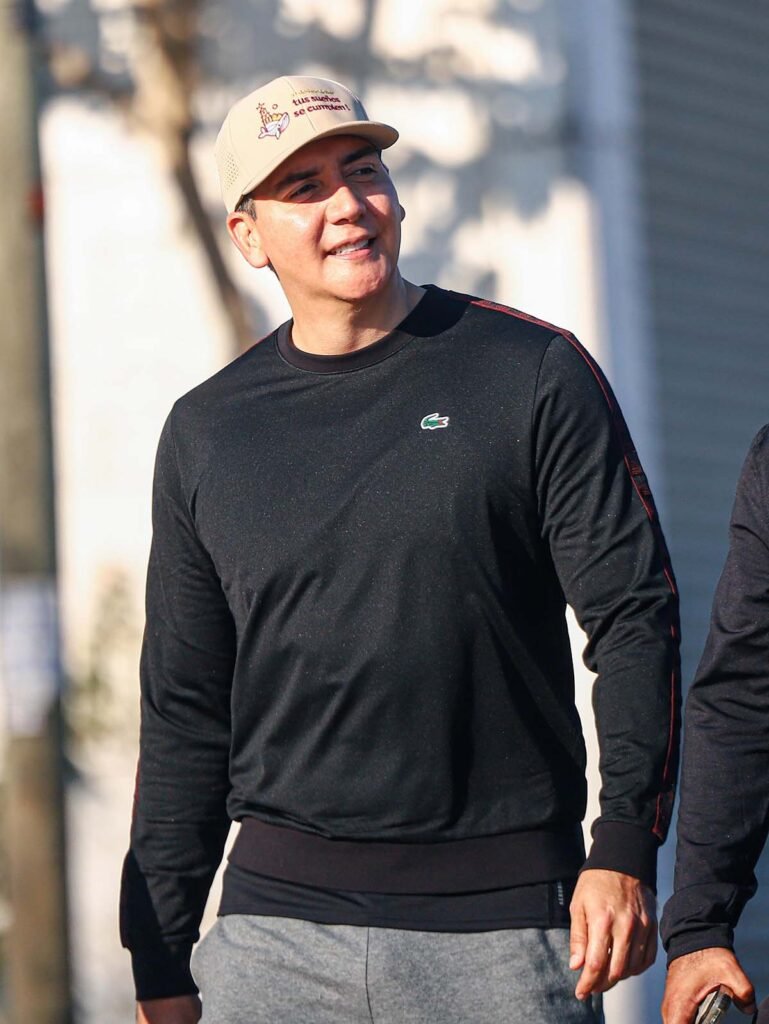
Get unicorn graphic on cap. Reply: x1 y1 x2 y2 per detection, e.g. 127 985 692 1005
258 103 290 140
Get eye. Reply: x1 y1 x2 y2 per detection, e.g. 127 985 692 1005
288 181 318 200
349 163 378 178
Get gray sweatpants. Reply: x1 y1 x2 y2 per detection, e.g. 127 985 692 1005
191 915 604 1023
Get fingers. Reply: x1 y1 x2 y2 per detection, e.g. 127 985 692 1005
569 869 657 1000
627 922 657 977
574 908 649 998
569 902 588 972
574 910 606 999
575 909 614 999
661 986 705 1024
662 982 729 1024
662 949 756 1024
606 926 633 987
726 966 756 1014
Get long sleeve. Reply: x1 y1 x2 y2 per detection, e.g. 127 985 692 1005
661 425 769 962
533 333 681 888
120 409 236 999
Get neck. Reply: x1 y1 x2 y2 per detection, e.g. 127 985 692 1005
289 276 425 356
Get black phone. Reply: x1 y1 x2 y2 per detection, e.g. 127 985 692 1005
695 987 732 1024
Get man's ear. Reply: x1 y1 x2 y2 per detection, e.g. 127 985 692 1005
226 211 270 269
399 203 406 222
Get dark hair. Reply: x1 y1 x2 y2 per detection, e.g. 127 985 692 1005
235 193 256 217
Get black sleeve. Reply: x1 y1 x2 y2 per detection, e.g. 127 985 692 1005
119 409 236 1000
533 333 681 889
661 425 769 962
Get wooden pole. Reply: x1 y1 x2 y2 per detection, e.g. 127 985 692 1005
0 1 72 1021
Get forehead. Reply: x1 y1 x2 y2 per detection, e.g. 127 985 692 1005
256 134 376 194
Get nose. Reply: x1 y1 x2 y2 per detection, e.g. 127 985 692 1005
326 182 366 223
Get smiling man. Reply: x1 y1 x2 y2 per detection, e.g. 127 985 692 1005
120 76 681 1024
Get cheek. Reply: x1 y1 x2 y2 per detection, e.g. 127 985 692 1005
370 194 401 238
263 214 320 263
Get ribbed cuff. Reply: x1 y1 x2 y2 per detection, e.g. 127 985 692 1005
131 940 197 1001
665 928 734 966
582 821 659 890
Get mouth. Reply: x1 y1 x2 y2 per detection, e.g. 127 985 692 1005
327 237 374 257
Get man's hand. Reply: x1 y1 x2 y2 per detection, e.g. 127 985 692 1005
661 948 755 1024
137 995 202 1024
569 868 657 999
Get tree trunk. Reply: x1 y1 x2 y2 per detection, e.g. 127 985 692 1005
132 0 253 353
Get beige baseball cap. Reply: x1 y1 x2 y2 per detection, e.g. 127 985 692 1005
215 75 399 213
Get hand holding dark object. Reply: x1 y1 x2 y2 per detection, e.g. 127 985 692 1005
694 987 731 1024
569 868 657 999
137 995 202 1024
662 948 755 1024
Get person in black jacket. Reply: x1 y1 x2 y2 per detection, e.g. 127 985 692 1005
661 425 769 1024
121 75 681 1024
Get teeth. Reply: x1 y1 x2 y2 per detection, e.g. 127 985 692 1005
331 239 369 255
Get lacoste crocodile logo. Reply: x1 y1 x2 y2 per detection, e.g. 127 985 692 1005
420 413 449 430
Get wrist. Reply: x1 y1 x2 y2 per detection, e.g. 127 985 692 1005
583 821 658 889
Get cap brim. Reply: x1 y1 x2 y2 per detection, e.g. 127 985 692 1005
232 121 399 210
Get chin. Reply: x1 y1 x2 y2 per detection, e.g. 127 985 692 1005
329 264 394 303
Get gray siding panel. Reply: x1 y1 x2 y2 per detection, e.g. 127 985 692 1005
632 0 769 1002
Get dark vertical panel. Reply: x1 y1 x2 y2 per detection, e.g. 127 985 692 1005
631 0 769 999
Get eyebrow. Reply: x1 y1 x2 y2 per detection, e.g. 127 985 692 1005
272 144 380 194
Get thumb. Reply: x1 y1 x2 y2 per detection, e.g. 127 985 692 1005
569 903 588 970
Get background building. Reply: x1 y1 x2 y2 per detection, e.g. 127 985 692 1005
628 2 769 1015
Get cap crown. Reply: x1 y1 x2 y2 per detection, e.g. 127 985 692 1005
215 76 398 212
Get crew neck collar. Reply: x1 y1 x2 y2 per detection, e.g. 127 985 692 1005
275 286 457 374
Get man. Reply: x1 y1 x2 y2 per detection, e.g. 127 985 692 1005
120 75 680 1024
661 426 769 1024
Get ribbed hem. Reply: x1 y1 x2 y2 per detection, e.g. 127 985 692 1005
665 927 734 966
660 881 746 962
229 817 585 893
130 941 196 1001
220 862 574 931
582 821 659 890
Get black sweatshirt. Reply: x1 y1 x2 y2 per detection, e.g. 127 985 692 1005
120 286 680 998
661 425 769 963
